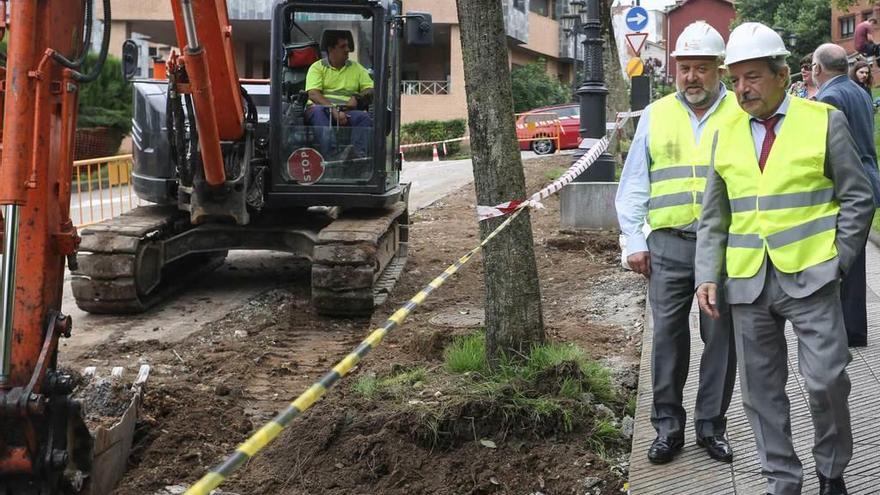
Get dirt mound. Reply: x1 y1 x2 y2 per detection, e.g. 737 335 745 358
78 154 645 495
226 399 620 495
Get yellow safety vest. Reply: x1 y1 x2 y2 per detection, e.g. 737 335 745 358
647 93 741 230
714 97 839 278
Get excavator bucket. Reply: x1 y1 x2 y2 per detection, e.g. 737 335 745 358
69 364 151 494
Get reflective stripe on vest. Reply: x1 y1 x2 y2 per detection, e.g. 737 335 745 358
714 97 839 278
646 93 740 230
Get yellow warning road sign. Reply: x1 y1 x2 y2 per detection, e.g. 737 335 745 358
627 57 644 78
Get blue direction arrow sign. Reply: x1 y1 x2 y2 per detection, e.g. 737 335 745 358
625 6 649 31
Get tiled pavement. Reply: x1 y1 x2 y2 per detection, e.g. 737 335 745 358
627 241 880 494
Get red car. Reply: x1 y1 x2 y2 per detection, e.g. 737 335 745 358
516 104 582 155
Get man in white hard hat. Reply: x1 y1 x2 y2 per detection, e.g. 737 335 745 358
696 22 874 495
615 20 738 465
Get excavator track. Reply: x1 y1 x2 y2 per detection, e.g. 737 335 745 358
311 198 409 316
71 205 226 314
72 197 409 317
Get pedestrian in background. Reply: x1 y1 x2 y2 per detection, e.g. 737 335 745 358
615 21 738 466
788 53 818 99
696 23 874 495
813 43 880 348
850 60 874 96
856 16 880 63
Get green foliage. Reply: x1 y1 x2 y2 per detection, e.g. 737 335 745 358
510 59 571 113
401 118 467 159
585 418 622 459
444 333 616 404
353 374 379 398
833 0 861 8
734 0 831 71
77 52 133 134
544 166 567 182
352 367 427 399
401 119 467 143
443 332 488 374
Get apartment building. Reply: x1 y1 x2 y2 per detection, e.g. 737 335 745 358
101 0 578 123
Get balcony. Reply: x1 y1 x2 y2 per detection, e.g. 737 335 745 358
402 80 451 95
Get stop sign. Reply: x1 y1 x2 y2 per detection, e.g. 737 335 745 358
287 147 325 185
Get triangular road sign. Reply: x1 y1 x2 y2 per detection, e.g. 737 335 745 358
626 32 649 56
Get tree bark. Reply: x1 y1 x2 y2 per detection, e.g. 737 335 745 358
456 0 545 362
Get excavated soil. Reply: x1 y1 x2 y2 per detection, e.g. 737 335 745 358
67 154 646 495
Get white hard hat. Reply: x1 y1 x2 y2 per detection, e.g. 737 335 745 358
724 22 790 66
670 21 725 59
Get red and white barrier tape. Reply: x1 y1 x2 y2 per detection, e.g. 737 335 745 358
476 109 644 221
400 136 470 151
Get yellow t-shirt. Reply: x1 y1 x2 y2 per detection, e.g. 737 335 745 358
305 59 373 106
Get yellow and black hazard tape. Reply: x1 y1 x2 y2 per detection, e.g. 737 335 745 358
184 207 528 495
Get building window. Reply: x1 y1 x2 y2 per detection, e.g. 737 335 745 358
513 0 526 13
530 0 549 16
841 16 856 38
863 10 874 21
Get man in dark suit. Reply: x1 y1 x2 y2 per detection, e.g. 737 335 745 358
812 43 880 347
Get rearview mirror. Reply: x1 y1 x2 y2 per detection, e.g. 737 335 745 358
405 12 433 46
122 39 140 82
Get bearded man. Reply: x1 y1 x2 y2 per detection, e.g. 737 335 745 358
615 21 740 465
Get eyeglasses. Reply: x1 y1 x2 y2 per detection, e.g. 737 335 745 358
801 64 812 71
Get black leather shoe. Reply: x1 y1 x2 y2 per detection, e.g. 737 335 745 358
696 435 733 463
647 436 684 464
818 472 848 495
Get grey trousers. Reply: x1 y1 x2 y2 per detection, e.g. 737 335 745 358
648 229 737 439
731 269 853 495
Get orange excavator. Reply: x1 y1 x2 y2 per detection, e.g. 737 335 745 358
0 0 431 492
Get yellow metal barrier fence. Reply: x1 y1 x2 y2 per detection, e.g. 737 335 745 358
71 154 142 227
515 112 562 152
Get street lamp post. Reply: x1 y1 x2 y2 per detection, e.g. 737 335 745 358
573 0 614 181
561 12 580 96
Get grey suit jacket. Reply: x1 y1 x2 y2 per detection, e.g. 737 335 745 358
695 110 875 304
816 74 880 205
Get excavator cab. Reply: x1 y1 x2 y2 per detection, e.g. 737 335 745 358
270 1 400 206
73 0 433 318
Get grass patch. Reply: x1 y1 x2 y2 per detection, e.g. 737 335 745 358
352 367 427 399
544 166 567 182
443 332 487 374
625 395 637 417
353 374 380 398
354 332 627 456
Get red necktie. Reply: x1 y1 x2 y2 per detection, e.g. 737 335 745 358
758 115 781 172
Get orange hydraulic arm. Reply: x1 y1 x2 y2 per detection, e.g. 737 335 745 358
0 0 93 488
169 0 246 187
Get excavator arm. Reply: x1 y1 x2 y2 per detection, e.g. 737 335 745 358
0 1 246 489
168 0 247 187
0 0 113 492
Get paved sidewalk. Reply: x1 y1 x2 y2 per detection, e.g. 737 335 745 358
628 241 880 494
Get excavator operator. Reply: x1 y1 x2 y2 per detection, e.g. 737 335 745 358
305 30 374 160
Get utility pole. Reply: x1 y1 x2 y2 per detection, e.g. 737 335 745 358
574 0 614 181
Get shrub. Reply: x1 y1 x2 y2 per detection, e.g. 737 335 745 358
510 59 571 113
401 118 467 159
77 52 133 135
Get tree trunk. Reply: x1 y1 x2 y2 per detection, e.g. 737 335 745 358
455 0 545 363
